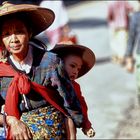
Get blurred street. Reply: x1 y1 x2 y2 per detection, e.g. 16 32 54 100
66 1 139 139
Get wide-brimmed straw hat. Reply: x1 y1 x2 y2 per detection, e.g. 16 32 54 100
51 43 96 78
0 1 55 36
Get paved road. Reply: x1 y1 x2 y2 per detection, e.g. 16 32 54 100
67 1 137 139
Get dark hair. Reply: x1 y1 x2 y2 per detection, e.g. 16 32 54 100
0 12 33 58
0 12 32 35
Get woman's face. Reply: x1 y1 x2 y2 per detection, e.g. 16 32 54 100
1 18 30 60
64 55 83 81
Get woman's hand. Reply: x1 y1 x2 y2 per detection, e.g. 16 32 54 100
6 116 32 140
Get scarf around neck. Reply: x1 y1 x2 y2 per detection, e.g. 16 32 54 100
0 62 68 139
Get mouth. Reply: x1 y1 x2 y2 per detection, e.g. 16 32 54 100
70 75 76 80
9 44 21 50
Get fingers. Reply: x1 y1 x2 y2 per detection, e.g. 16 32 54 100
26 128 33 139
8 119 32 140
19 125 32 140
11 132 24 140
12 130 32 140
87 128 96 138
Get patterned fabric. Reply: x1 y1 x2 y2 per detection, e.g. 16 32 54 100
21 106 66 140
28 46 83 127
0 45 83 127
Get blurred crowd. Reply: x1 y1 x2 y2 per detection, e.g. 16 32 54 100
35 0 78 50
107 0 140 105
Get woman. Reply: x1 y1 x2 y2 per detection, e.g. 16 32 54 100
0 2 82 139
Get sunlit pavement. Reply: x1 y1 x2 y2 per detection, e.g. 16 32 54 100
66 1 137 139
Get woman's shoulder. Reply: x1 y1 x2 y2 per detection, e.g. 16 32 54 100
44 51 60 61
40 51 61 67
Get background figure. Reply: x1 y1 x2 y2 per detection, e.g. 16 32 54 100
107 0 133 65
124 0 140 105
39 0 71 50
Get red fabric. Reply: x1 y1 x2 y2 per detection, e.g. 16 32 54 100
72 81 92 129
59 34 78 44
0 62 67 139
107 1 133 29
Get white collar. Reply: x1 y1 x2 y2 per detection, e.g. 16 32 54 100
10 45 33 74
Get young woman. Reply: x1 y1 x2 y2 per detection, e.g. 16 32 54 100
0 2 82 139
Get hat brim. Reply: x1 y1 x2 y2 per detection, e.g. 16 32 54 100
0 4 55 36
51 44 96 78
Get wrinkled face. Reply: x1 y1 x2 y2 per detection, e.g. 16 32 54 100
1 18 29 59
64 55 83 81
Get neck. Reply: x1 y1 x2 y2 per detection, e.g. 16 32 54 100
12 51 28 63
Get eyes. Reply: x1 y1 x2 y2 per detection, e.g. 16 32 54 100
2 29 26 38
70 64 75 68
70 63 81 72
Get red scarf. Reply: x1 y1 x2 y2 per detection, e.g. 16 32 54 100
0 62 67 139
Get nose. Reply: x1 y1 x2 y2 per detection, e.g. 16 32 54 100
73 69 79 76
10 34 19 43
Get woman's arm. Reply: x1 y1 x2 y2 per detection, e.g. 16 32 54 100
0 104 32 139
0 114 3 126
73 81 95 137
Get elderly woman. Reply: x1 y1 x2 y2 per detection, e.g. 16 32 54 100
0 2 82 140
